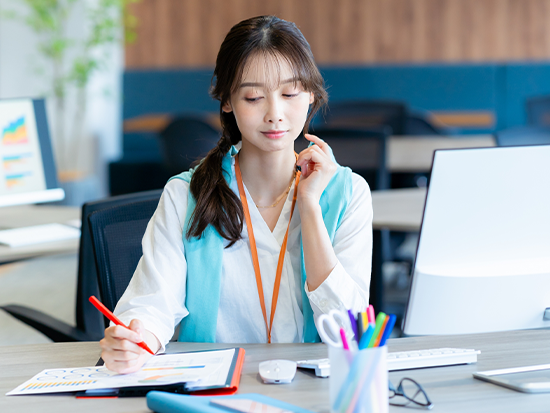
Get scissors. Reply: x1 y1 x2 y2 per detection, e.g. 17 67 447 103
317 309 352 347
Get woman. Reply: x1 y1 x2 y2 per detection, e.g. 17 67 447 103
101 15 372 373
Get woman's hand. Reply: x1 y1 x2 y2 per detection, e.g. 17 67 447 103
100 319 156 374
296 133 337 208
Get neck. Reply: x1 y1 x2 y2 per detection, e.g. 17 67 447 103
237 143 297 206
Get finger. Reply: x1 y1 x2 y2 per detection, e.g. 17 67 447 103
297 144 329 173
105 356 143 374
107 324 143 343
304 133 330 153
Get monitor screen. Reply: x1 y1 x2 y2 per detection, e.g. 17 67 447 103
403 145 550 335
0 98 64 206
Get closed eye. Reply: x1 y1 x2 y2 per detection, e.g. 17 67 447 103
283 93 299 98
245 97 262 102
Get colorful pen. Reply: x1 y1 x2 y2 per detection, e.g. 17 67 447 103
339 327 350 350
368 312 387 348
378 314 397 347
358 324 375 350
361 312 368 331
347 309 358 340
367 305 375 325
374 315 390 347
89 296 155 355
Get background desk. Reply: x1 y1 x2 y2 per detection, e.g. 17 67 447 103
371 187 426 232
0 205 80 263
2 330 550 412
388 135 495 172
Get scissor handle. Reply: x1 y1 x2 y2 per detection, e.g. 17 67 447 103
318 315 341 347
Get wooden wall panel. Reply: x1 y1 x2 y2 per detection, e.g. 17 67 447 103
125 0 550 69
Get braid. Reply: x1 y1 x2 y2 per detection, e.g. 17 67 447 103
187 128 244 247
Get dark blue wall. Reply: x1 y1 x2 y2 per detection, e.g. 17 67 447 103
122 62 550 158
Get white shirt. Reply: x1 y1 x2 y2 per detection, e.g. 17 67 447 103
114 158 373 348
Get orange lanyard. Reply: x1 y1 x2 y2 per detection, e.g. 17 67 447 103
234 155 300 343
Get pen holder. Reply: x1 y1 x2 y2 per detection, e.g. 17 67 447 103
329 345 388 413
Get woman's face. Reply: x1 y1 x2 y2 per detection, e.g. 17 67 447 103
222 53 314 154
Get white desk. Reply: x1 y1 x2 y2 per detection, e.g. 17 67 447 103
388 135 495 172
2 330 550 412
371 187 426 231
0 205 80 263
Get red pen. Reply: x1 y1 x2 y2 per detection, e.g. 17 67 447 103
89 295 155 355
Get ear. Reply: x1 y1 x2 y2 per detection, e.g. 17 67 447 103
222 101 233 113
309 92 314 105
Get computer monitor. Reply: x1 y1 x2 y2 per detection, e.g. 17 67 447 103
0 98 64 207
402 145 550 335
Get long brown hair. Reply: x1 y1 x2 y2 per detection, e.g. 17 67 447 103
187 15 328 246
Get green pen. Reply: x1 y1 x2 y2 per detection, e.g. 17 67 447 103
367 312 387 348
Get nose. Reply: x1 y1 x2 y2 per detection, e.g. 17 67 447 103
265 97 283 124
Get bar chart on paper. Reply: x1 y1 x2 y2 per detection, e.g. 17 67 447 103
10 367 114 394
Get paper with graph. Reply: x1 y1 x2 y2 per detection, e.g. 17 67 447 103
7 348 235 395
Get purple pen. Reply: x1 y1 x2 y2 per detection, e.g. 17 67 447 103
347 309 358 340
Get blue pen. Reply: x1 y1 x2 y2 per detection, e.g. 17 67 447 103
378 314 397 347
358 324 375 350
347 309 358 340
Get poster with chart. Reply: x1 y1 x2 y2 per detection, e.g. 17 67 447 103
6 348 234 396
0 99 47 195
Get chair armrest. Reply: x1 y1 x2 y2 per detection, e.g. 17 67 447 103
1 304 95 342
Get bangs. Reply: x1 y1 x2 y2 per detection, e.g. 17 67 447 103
231 47 322 95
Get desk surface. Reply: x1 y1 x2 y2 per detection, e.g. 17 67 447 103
387 135 495 172
0 205 80 263
2 329 550 412
371 187 426 231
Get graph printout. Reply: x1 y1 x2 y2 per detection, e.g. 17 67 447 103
0 100 47 195
7 349 235 396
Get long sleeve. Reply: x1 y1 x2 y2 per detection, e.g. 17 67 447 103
305 173 373 316
113 180 190 350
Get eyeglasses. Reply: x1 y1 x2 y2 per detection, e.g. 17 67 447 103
389 378 434 410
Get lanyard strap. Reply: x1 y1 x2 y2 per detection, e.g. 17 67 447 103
234 155 300 343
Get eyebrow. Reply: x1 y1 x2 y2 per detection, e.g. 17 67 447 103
239 77 299 89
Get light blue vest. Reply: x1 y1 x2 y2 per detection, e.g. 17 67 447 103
170 146 352 343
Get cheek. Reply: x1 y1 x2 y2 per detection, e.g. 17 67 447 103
233 105 259 130
288 97 311 124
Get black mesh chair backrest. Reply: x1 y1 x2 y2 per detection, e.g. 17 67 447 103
296 127 390 190
159 115 221 173
495 126 550 147
526 95 550 127
88 196 161 319
325 101 407 135
77 189 163 336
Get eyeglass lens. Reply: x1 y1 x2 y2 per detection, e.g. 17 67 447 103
389 378 433 409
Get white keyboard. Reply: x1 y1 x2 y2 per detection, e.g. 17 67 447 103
0 223 80 247
297 348 480 377
387 348 480 371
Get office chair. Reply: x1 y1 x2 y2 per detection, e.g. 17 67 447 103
158 114 221 175
525 95 550 127
495 126 550 146
87 197 160 316
0 189 162 342
325 100 407 136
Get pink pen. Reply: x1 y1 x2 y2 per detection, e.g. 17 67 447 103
367 305 375 325
339 327 350 350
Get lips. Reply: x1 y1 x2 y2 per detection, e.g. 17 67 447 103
262 130 287 139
